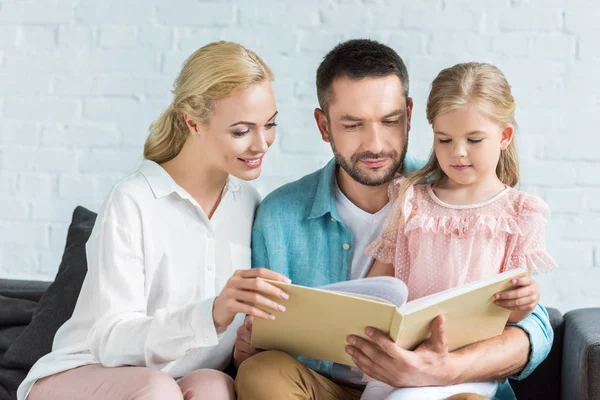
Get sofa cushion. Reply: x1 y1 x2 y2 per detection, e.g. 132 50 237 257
4 206 96 368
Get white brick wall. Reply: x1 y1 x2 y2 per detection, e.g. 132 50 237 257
0 0 598 313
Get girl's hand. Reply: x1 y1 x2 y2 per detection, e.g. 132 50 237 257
213 268 290 329
494 275 540 323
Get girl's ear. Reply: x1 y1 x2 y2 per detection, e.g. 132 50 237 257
500 124 514 150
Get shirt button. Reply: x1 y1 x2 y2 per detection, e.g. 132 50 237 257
207 264 213 271
343 243 350 250
206 231 214 239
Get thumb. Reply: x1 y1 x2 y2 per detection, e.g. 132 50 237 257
428 315 448 354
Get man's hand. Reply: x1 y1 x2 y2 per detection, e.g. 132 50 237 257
233 316 263 369
345 315 457 387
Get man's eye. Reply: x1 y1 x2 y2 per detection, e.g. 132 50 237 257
343 124 359 129
383 120 399 125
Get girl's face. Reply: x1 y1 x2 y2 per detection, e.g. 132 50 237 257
432 103 513 187
186 80 277 181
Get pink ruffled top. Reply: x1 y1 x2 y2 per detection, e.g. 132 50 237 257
366 178 558 301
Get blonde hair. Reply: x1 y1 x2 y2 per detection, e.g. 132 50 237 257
392 63 519 227
144 41 274 164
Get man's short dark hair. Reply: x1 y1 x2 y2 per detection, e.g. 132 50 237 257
316 39 409 114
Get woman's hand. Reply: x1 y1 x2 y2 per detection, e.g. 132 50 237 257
494 275 540 323
212 268 290 329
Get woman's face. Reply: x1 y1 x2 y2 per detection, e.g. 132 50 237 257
191 80 277 181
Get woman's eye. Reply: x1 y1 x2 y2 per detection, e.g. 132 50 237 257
265 122 278 130
439 139 451 143
468 138 483 143
232 130 250 137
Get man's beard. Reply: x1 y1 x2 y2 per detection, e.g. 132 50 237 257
328 124 408 187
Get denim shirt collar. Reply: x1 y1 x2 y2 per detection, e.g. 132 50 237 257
307 158 342 221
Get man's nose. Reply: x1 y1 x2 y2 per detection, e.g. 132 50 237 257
361 124 384 155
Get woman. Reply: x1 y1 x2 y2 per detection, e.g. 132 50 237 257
18 41 290 400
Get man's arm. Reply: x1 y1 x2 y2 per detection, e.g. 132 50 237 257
345 304 553 387
251 208 270 270
447 303 553 382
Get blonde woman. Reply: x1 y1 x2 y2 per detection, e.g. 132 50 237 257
361 63 558 400
18 41 290 400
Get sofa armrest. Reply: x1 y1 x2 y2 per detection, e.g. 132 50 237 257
562 308 600 400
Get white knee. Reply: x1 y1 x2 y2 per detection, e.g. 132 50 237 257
132 369 183 400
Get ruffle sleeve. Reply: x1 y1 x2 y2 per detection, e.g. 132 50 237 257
504 194 558 274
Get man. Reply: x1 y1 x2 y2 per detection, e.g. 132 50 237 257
234 39 552 400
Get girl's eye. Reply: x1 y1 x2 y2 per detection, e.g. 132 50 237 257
232 130 250 137
265 122 278 130
468 138 483 143
439 139 451 143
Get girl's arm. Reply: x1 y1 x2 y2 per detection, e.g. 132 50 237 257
367 260 394 277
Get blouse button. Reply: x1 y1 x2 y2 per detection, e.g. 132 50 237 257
343 243 350 250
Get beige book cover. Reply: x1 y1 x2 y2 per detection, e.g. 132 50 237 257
251 267 527 366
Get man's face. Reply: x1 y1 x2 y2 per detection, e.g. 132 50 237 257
317 75 412 187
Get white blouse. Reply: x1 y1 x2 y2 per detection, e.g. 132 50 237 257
18 160 260 400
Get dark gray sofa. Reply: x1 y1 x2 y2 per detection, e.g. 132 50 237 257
1 278 599 400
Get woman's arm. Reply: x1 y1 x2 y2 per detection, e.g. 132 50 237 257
86 199 288 370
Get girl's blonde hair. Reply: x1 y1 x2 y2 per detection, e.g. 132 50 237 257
391 63 519 227
144 41 274 164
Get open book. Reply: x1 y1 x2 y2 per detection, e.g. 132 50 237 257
251 267 527 366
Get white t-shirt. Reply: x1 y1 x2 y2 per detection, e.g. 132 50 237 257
18 160 261 400
334 180 391 280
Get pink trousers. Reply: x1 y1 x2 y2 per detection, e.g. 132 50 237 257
28 364 235 400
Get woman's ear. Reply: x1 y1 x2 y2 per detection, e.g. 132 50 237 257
500 124 514 150
183 113 200 136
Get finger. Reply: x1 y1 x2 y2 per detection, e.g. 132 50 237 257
427 315 448 354
506 275 532 288
236 277 290 301
364 327 404 357
495 286 534 301
495 296 537 310
346 335 393 366
345 345 387 383
236 323 251 341
234 290 286 314
236 268 291 283
234 336 257 353
228 301 276 321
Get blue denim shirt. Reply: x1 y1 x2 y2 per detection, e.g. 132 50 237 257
251 157 553 400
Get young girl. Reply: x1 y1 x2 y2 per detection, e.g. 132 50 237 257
18 41 291 400
361 62 558 400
